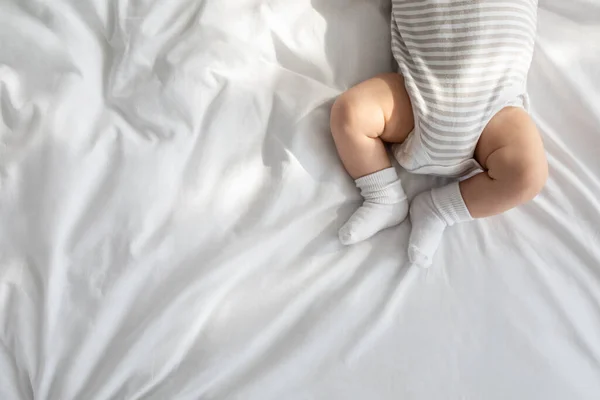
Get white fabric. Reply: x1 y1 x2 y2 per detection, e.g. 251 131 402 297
338 168 408 245
1 1 599 399
408 182 473 268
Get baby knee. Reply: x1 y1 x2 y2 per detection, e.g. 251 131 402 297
330 93 359 136
330 92 383 139
513 156 548 201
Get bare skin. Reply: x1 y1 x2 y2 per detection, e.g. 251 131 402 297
330 73 414 178
330 73 548 219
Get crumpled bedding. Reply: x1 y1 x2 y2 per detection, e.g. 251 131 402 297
1 0 599 399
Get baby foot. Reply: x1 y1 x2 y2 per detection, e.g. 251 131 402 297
407 191 447 268
339 199 408 245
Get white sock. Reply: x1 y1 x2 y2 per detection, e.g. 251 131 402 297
339 167 408 245
408 182 473 268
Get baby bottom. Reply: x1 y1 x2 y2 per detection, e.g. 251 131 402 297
330 73 548 266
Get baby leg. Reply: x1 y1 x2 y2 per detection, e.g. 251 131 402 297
330 73 414 178
462 107 548 218
409 107 548 267
330 73 414 244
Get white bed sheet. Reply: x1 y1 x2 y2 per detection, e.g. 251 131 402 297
1 0 599 399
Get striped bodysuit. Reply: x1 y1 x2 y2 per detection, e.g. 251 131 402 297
391 0 538 177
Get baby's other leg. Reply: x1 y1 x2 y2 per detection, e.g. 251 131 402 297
330 73 414 245
408 107 548 267
462 106 548 218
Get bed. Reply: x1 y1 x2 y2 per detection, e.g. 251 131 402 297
1 0 599 399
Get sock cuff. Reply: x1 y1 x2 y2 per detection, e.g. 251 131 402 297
431 182 472 225
355 168 406 205
355 167 398 190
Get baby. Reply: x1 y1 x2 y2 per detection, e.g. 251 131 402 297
330 0 547 267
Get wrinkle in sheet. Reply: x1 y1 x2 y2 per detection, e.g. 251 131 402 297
1 1 600 399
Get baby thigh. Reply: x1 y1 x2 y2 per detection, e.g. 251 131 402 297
331 73 414 142
329 73 414 178
461 107 548 218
